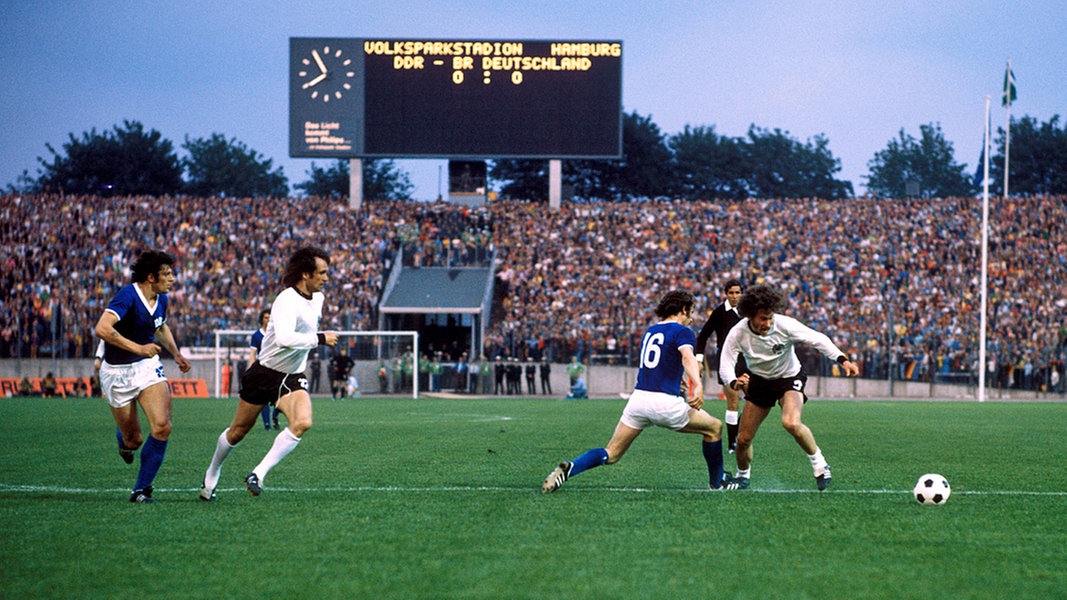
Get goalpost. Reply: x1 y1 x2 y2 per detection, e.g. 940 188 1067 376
212 330 420 399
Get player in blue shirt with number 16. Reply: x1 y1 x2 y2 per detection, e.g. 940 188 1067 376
542 289 732 493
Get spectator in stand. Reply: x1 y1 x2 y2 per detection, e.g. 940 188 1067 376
18 376 34 397
41 372 59 397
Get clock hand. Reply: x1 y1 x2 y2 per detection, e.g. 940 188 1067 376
312 49 328 75
303 73 327 88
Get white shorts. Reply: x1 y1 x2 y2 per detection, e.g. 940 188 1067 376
620 389 692 431
100 356 167 408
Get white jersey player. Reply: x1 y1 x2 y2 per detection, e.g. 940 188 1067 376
200 247 339 501
718 284 859 491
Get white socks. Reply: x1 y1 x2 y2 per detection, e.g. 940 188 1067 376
808 447 828 474
252 427 302 481
203 427 303 491
725 410 739 425
204 428 237 491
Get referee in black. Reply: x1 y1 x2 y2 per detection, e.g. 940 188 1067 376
695 278 746 453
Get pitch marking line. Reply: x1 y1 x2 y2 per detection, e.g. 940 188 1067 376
2 483 1065 496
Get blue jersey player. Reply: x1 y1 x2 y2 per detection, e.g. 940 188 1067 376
542 290 732 493
94 250 190 503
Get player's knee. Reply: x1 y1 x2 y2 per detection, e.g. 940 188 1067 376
736 431 753 447
289 416 312 436
781 416 803 435
151 420 172 441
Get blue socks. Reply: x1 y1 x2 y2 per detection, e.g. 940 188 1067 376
134 435 168 491
261 405 271 426
703 440 725 488
570 448 609 477
564 442 724 488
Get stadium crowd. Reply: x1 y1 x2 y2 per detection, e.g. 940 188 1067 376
1 193 1064 391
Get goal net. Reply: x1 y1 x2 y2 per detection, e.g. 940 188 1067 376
212 330 420 399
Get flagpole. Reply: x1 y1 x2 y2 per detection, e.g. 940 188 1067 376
978 96 991 403
1003 59 1012 198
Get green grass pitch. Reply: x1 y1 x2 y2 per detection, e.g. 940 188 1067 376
1 396 1065 598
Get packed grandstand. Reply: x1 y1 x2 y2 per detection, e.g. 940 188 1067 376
1 193 1064 391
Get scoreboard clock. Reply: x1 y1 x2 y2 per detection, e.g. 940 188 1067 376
290 37 622 159
289 38 365 157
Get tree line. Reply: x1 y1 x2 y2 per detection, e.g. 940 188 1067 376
9 112 1065 200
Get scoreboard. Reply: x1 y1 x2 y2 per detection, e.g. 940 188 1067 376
289 38 623 159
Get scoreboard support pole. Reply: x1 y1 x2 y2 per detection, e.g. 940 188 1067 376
549 159 562 210
349 158 363 210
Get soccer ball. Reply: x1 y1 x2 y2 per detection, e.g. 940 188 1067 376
913 473 951 505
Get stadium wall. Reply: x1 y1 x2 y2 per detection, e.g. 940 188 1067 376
2 359 1065 402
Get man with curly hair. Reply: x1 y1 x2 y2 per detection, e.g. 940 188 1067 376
718 284 859 491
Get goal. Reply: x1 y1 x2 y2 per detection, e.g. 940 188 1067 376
212 330 420 399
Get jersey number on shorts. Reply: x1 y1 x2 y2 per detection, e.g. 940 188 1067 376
155 365 165 379
640 332 665 369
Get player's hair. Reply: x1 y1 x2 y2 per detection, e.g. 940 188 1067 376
258 308 271 321
737 283 787 318
282 246 331 288
655 289 695 319
130 249 175 283
724 278 743 293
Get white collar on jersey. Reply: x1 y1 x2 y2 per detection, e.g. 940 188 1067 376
134 282 159 314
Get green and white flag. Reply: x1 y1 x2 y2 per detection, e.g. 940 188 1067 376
1002 63 1017 107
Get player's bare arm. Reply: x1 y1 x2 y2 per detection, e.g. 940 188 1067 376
681 347 704 410
155 324 191 373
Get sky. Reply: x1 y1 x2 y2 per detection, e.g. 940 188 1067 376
1 1 1064 199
